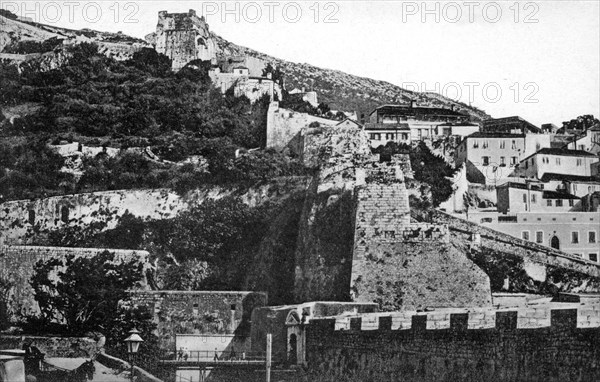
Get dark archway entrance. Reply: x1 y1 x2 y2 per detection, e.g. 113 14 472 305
551 236 560 250
288 334 297 365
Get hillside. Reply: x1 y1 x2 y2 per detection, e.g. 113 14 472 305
213 35 490 121
0 13 489 121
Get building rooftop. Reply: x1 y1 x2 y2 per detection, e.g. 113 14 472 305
521 148 599 162
369 104 467 118
438 122 479 127
542 190 580 200
465 132 526 139
364 123 411 131
540 173 600 183
482 116 542 134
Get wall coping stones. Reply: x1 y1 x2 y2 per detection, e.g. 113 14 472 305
312 301 600 332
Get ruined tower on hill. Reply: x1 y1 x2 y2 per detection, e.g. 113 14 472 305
145 9 217 70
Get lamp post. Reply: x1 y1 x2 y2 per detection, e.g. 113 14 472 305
124 328 144 382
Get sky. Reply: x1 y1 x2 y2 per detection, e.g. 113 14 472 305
2 0 599 126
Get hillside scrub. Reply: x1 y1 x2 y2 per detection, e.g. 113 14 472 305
0 45 309 199
374 141 457 207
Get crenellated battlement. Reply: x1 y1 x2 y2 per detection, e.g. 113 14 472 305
313 302 600 333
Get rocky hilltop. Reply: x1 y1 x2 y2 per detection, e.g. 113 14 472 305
213 34 490 121
0 10 489 121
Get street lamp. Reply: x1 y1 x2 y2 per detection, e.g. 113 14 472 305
124 328 144 382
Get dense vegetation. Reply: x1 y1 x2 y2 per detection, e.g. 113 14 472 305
0 43 308 200
45 197 275 292
560 114 599 132
374 141 457 207
25 250 159 365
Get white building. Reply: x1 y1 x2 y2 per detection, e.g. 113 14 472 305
466 211 599 261
209 66 282 103
512 148 599 180
496 182 582 213
565 127 600 155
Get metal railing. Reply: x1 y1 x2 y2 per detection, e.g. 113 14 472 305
173 350 266 364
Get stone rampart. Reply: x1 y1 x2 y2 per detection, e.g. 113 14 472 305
266 103 339 150
0 189 185 245
305 302 600 381
128 291 267 351
425 210 600 279
351 162 491 310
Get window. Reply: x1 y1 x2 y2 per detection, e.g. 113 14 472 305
590 253 598 262
546 199 552 206
556 200 563 207
483 140 489 148
531 194 537 203
571 231 579 244
577 159 583 166
579 145 585 150
385 133 394 140
523 194 527 203
569 199 574 207
511 157 518 165
482 156 490 166
536 231 544 244
401 133 409 140
60 206 69 223
473 140 479 148
511 140 517 149
589 231 597 244
556 157 561 165
522 231 530 241
369 133 381 140
500 157 506 165
500 141 506 149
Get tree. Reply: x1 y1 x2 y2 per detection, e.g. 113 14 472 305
127 48 172 77
374 141 456 207
30 251 146 334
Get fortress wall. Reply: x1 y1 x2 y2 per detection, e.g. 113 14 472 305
306 305 600 381
266 103 338 150
0 246 149 319
128 291 267 351
0 189 185 245
428 210 600 279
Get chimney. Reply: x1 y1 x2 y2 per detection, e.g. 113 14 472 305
189 9 196 16
410 99 415 108
451 104 455 111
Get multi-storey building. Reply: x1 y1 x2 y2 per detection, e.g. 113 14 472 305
364 103 470 148
496 182 581 213
539 173 600 198
512 148 599 180
565 127 600 155
455 132 551 184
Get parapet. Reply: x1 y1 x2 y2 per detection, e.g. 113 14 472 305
313 301 600 333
